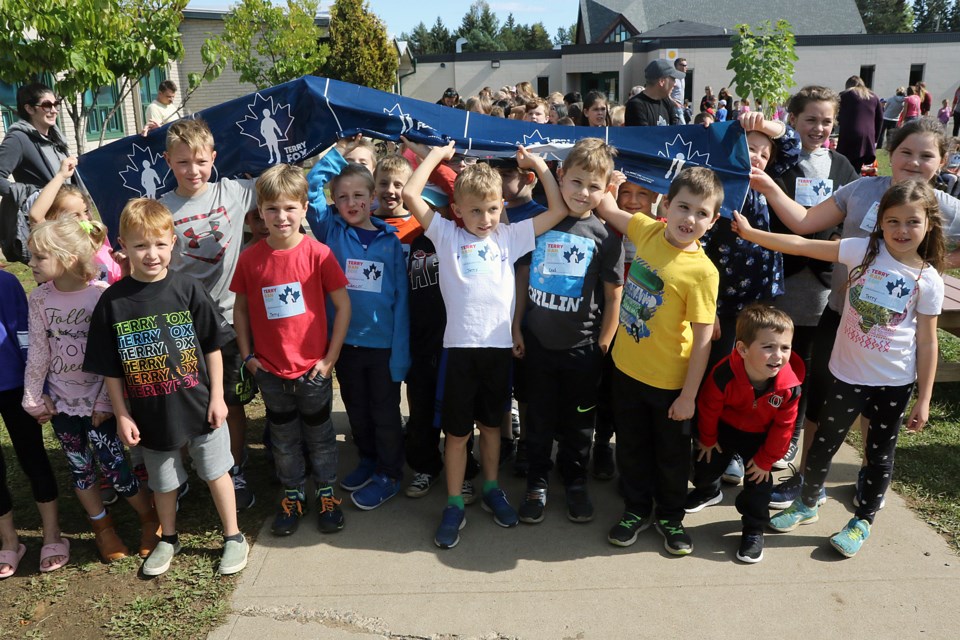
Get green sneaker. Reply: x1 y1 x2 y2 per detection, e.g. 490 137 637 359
218 536 249 575
768 499 819 533
142 540 180 576
830 518 870 558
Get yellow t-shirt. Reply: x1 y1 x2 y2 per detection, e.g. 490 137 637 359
612 213 719 390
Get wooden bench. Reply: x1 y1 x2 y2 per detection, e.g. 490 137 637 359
935 273 960 383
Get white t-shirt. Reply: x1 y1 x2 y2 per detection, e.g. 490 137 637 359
424 216 535 348
830 237 944 387
145 100 178 126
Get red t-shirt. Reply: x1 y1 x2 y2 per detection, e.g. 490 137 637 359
230 236 348 378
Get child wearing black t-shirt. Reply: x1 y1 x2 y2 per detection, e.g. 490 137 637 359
84 198 247 578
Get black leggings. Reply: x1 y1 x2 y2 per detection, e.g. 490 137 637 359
0 387 59 516
800 378 913 524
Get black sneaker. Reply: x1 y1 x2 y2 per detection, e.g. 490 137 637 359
512 440 529 478
565 481 594 523
591 442 616 481
316 486 344 534
518 484 547 524
736 531 764 563
655 519 693 556
607 511 651 547
683 488 723 514
271 489 305 536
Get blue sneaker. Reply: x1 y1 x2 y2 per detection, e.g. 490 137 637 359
769 470 827 510
481 487 519 528
434 505 466 549
341 457 377 491
769 499 819 532
830 517 871 557
853 467 886 510
721 454 745 485
351 473 400 510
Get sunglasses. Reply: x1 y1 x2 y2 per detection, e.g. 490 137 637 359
34 99 63 111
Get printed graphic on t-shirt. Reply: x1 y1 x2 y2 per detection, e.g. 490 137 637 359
345 259 385 293
620 258 664 342
262 282 306 319
459 239 497 276
844 268 913 350
409 248 439 291
796 177 834 207
528 231 594 311
175 207 231 265
114 312 200 399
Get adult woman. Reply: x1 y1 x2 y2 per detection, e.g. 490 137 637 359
0 83 71 262
918 81 932 116
836 76 883 174
700 86 715 113
718 87 732 108
579 91 611 127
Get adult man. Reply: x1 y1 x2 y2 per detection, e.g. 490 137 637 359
669 58 688 124
141 80 179 135
624 59 684 127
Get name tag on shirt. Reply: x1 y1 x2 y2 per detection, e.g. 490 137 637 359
263 281 306 319
858 268 911 314
859 202 880 233
345 259 385 293
795 177 833 207
459 240 496 276
542 235 592 277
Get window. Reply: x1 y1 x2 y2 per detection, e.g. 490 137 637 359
909 64 925 87
859 65 875 89
85 84 125 141
537 76 549 98
0 74 59 131
139 66 168 124
604 22 633 43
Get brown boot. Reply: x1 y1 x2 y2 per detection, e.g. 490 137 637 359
138 506 161 558
90 514 128 562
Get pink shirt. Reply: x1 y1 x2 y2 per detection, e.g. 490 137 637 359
94 240 122 284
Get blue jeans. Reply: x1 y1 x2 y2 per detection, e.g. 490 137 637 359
50 413 139 496
255 368 338 489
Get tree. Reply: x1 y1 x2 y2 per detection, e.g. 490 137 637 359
457 0 502 51
0 0 187 153
914 0 951 30
202 0 329 90
554 24 576 46
322 0 398 91
856 0 914 33
400 21 434 56
428 18 455 54
525 23 553 50
726 20 799 117
499 14 524 52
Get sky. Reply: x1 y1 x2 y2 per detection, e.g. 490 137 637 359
186 1 578 41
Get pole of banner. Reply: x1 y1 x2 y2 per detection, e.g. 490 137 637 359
463 111 470 139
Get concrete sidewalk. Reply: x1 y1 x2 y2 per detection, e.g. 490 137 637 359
210 399 959 640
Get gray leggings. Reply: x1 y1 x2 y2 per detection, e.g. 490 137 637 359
800 377 913 523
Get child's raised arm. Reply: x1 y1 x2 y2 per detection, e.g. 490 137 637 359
732 210 841 263
594 191 634 236
29 157 77 225
402 140 456 231
752 169 845 235
516 146 569 236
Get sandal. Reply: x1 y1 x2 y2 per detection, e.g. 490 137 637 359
0 543 27 579
38 538 70 573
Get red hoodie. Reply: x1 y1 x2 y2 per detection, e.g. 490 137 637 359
696 349 805 471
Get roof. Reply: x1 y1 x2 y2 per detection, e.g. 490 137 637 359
637 20 728 38
577 0 865 42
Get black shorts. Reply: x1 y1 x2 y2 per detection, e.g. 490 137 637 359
436 348 512 437
221 337 257 406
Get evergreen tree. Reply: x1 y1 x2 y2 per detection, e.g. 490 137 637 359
525 23 553 50
856 0 914 33
322 0 398 91
554 24 576 46
914 0 950 30
428 17 454 53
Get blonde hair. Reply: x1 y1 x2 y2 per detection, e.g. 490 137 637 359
374 154 413 181
564 138 617 182
465 95 492 114
454 162 502 202
343 138 377 163
165 118 214 154
47 184 94 221
119 198 175 240
29 217 105 282
609 105 625 127
256 164 308 205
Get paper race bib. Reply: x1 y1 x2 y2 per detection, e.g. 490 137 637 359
263 281 306 319
859 201 880 233
795 177 834 207
345 258 385 293
542 234 592 277
459 240 496 276
858 268 911 314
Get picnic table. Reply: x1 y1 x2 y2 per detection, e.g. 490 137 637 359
936 273 960 382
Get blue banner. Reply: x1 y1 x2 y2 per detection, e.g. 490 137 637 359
78 76 750 237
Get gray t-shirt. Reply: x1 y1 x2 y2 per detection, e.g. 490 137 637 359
829 176 960 311
520 214 624 350
160 177 256 324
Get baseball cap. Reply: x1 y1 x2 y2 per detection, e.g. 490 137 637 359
645 59 685 82
719 99 727 106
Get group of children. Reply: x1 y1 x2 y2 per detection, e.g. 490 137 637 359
1 83 957 580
